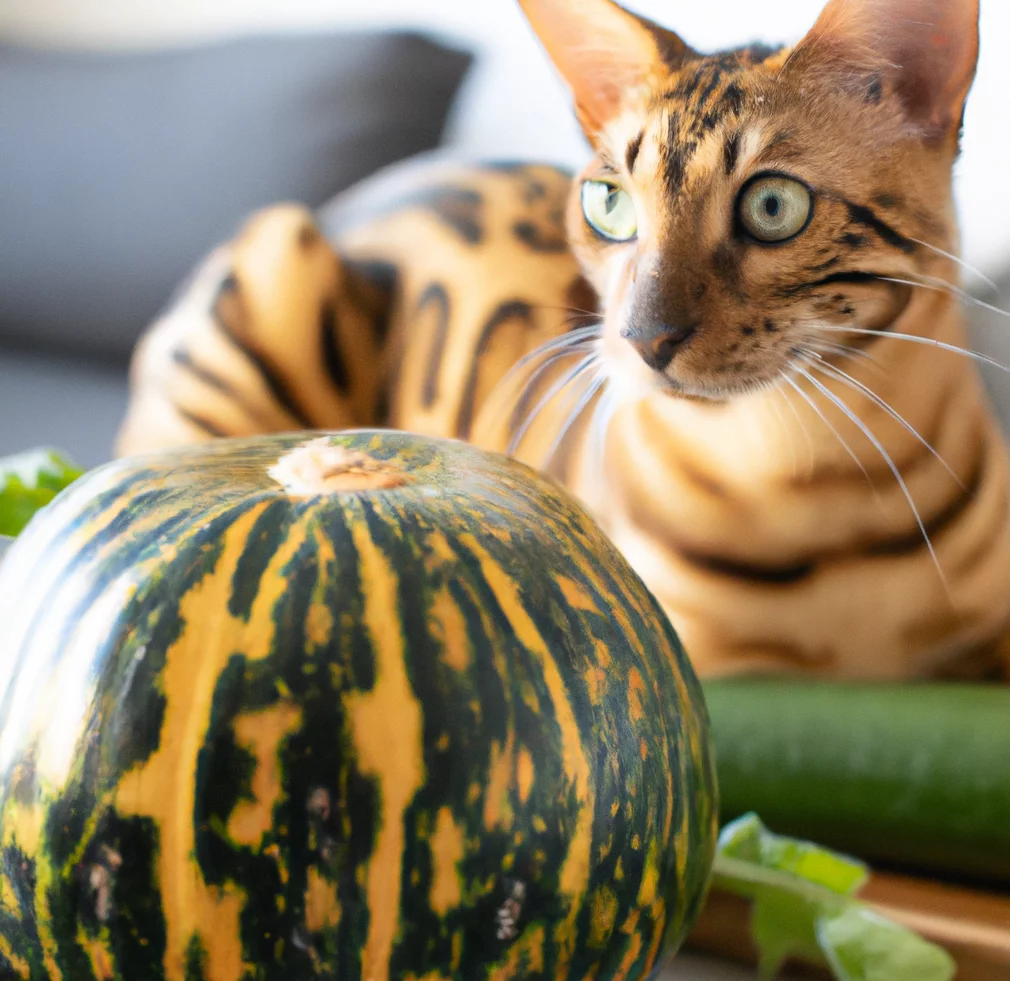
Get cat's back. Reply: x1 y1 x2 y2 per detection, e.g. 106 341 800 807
319 153 575 271
319 154 592 444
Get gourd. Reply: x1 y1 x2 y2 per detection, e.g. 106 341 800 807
0 430 717 981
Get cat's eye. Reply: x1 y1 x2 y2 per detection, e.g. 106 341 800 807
737 175 813 243
581 180 637 242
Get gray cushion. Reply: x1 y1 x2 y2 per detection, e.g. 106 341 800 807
0 352 128 468
0 33 471 361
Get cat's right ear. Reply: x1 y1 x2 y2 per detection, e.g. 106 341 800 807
787 0 980 141
519 0 695 140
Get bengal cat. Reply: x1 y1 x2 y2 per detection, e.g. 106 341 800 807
117 0 1010 681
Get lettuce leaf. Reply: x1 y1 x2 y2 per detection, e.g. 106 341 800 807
712 814 955 981
0 448 83 537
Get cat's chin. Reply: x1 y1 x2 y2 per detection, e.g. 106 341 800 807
604 339 783 405
650 377 725 403
608 363 768 406
648 374 778 405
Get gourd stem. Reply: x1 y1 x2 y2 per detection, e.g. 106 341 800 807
269 437 409 494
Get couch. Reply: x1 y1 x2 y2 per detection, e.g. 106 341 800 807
0 31 472 465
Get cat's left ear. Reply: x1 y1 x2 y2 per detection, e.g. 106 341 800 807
519 0 695 140
790 0 979 139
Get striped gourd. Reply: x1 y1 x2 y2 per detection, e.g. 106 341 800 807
0 431 717 981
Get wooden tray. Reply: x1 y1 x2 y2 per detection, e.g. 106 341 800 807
687 872 1010 980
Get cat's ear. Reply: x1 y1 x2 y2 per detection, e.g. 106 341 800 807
519 0 695 139
789 0 979 138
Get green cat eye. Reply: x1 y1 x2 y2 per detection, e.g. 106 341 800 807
581 180 637 242
738 174 813 243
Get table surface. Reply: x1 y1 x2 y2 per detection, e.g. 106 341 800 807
661 955 755 979
660 954 804 980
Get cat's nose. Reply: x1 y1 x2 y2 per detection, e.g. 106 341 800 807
624 323 696 372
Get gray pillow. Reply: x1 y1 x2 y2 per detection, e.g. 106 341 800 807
0 33 471 361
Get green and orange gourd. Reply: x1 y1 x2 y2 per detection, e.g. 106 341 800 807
0 430 717 981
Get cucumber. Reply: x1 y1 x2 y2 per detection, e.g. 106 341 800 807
703 679 1010 884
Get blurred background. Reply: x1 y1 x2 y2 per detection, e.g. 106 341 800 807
2 0 1009 468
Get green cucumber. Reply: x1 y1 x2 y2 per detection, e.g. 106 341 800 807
703 679 1010 883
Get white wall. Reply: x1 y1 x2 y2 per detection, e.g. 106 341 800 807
3 0 1009 279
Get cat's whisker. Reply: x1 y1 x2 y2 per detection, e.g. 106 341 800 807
804 338 887 382
530 302 602 321
482 340 597 445
781 374 871 485
512 324 602 373
589 384 621 480
909 236 1001 296
485 326 600 420
805 338 878 368
512 338 597 403
505 340 600 435
542 371 608 467
776 377 816 475
799 352 963 489
508 353 600 455
768 389 801 479
817 325 1010 374
795 365 951 597
877 274 1010 321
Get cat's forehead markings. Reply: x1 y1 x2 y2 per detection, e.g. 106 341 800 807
660 108 746 195
736 127 770 173
603 110 662 177
602 45 789 192
652 49 780 195
685 125 743 182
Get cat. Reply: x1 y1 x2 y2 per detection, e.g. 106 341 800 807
117 0 1010 681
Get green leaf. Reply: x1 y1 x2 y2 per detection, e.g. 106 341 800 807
818 907 956 981
0 448 83 537
712 814 954 981
751 889 822 980
718 812 868 895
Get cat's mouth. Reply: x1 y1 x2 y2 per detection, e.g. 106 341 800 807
607 327 793 403
608 278 916 404
651 371 781 403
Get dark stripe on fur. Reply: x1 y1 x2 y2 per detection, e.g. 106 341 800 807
677 548 817 584
864 449 986 558
695 68 724 109
682 446 987 586
721 82 745 115
343 259 400 345
415 187 484 244
626 131 645 174
723 130 741 175
640 19 694 72
329 185 484 245
417 283 453 409
807 256 841 273
780 270 886 296
737 42 783 64
845 202 917 254
171 347 236 397
212 279 314 428
177 407 229 439
320 301 350 392
457 300 536 439
665 115 694 194
513 216 568 254
170 347 278 431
